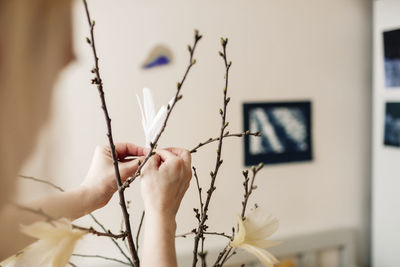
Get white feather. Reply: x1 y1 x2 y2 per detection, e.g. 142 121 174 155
136 88 174 147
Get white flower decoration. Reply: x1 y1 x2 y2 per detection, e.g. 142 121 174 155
230 209 280 267
136 88 174 147
0 218 87 267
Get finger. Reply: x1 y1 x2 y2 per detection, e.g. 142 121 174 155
119 157 145 181
114 143 147 159
164 147 191 165
142 153 161 172
154 149 177 163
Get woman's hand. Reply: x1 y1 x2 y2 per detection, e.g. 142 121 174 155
80 143 146 211
140 148 192 219
140 147 192 267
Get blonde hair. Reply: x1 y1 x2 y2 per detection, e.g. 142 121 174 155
0 0 72 206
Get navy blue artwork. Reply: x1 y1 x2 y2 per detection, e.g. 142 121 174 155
243 101 312 165
384 102 400 147
383 29 400 88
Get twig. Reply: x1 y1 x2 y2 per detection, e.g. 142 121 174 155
69 262 78 267
193 167 204 216
135 210 145 253
176 231 231 239
82 1 139 265
88 213 133 265
72 254 131 266
189 131 260 154
213 245 230 267
215 164 264 266
192 37 232 267
18 174 133 265
122 30 202 189
13 203 128 239
241 163 264 219
18 175 65 192
221 247 236 266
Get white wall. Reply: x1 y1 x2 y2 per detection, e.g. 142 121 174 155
372 1 400 266
22 0 372 266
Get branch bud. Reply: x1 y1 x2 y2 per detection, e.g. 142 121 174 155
188 45 192 53
219 108 223 115
85 37 91 44
224 122 229 128
177 82 181 89
177 94 183 100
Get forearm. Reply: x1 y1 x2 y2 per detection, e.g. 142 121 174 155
142 212 178 267
0 186 96 259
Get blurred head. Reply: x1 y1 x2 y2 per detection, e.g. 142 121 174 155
0 0 73 206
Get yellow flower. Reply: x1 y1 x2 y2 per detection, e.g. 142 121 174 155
230 209 280 267
0 218 86 267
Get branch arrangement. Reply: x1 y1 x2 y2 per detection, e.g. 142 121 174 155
16 1 275 266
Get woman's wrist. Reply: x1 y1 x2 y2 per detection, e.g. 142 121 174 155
74 185 102 215
145 210 177 232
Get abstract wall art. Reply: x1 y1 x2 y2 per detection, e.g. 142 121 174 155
243 101 313 165
383 29 400 88
384 102 400 147
141 45 173 69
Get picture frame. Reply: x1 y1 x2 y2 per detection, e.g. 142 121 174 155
243 101 313 166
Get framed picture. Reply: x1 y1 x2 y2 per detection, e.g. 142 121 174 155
243 101 312 165
384 102 400 147
383 29 400 88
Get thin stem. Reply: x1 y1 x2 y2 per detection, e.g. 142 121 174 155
241 163 264 219
192 37 232 267
82 1 138 265
176 231 231 239
72 254 131 266
135 210 145 253
190 131 260 154
123 30 202 189
192 167 204 216
18 175 65 192
220 247 233 266
13 204 127 239
18 174 133 265
89 214 133 265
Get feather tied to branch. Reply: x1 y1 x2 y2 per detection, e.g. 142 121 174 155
136 88 174 147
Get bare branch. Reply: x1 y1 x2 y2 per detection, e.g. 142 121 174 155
193 167 204 216
190 131 260 154
123 30 202 189
82 0 138 264
241 163 264 219
192 37 232 267
18 175 65 192
135 210 145 253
